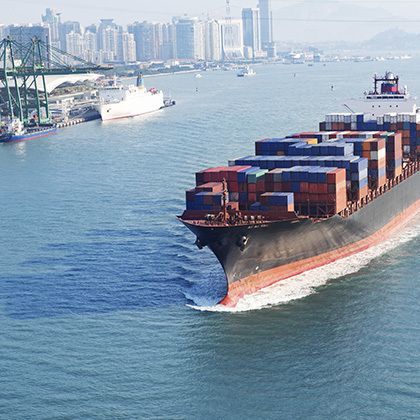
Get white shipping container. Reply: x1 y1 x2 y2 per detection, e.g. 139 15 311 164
370 149 386 161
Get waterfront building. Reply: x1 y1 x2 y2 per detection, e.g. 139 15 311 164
242 8 261 59
219 19 244 60
160 23 176 60
205 20 222 62
175 17 205 61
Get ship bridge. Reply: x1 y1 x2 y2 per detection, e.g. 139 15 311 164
345 72 417 120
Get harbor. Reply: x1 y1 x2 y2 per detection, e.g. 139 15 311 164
1 59 420 418
0 37 176 142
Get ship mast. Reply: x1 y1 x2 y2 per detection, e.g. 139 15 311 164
222 178 228 223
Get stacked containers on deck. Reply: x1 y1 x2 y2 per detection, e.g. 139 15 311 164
255 137 317 156
233 155 368 201
343 137 387 189
337 131 403 180
264 166 347 217
287 142 354 157
320 113 419 157
380 132 403 178
186 182 224 211
242 167 268 208
257 192 295 213
320 114 364 131
190 166 253 211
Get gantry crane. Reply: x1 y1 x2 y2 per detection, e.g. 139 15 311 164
0 36 111 124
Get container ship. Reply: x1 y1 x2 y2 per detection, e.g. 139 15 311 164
97 75 165 121
179 73 420 307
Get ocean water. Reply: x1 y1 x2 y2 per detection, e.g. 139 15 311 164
0 61 419 419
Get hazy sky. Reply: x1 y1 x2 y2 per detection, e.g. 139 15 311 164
3 0 420 42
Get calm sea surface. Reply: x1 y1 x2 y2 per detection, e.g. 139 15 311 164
0 61 419 419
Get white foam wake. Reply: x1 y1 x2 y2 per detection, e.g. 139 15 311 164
191 216 420 313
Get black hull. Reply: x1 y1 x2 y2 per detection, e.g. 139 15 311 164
183 171 420 303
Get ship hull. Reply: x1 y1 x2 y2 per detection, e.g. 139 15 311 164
0 127 57 143
98 92 164 121
183 171 420 306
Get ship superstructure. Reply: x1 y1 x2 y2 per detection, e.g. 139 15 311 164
346 71 417 119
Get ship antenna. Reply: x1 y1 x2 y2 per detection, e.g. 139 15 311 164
222 178 228 223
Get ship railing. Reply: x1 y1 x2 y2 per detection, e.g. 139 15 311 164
340 159 419 218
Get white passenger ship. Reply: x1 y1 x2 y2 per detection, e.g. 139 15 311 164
97 75 165 121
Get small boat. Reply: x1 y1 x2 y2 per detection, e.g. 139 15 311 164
195 73 203 79
0 118 56 143
237 66 256 77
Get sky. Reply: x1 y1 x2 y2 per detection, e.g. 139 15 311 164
3 0 420 42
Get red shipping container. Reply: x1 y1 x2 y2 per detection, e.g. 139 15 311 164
317 184 328 194
248 192 257 203
228 181 239 192
272 182 282 191
256 181 266 193
309 184 318 194
195 182 224 193
300 182 309 193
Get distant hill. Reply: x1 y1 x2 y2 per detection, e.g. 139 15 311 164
273 1 398 43
364 28 420 51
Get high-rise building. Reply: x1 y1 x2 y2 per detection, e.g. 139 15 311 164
59 21 81 52
174 17 205 61
0 24 7 40
42 8 61 49
258 0 273 49
83 30 98 63
242 8 261 59
161 23 176 60
205 20 222 61
118 32 136 63
98 19 120 62
128 21 157 61
219 19 244 60
66 31 84 58
8 25 51 62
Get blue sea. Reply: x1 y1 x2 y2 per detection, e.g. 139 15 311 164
0 61 419 419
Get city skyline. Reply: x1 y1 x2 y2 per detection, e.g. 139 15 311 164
1 3 275 65
4 0 420 43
